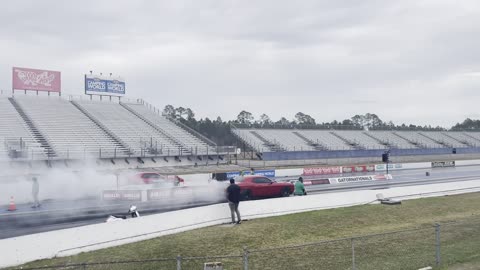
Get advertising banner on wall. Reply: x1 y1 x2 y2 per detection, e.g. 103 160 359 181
328 174 391 184
341 165 375 174
375 163 403 171
309 179 330 185
12 67 61 92
147 189 171 201
303 166 342 176
431 161 455 168
85 74 126 96
226 170 276 179
102 190 142 201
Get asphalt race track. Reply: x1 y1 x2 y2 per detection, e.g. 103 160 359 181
0 200 221 239
2 164 480 239
306 164 480 194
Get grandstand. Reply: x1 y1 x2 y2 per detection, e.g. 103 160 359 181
232 127 480 160
14 96 125 159
366 130 417 149
4 93 480 165
332 130 386 150
122 102 216 152
298 130 355 151
0 96 41 160
0 94 228 163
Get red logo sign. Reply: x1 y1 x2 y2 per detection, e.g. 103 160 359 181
341 165 375 173
303 166 342 176
12 67 61 92
310 179 330 185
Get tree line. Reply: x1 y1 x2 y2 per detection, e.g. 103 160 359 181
162 105 479 145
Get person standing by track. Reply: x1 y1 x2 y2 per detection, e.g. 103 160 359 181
294 177 307 196
31 177 41 208
226 178 242 224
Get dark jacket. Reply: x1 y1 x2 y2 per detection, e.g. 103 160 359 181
226 184 241 203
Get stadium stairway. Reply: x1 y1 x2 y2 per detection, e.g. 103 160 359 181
392 132 427 148
70 100 131 155
119 102 190 154
292 131 327 150
250 130 285 151
418 132 452 148
120 102 217 155
461 133 480 146
168 117 217 147
440 132 471 147
362 132 395 148
74 100 191 157
8 97 55 157
330 131 364 150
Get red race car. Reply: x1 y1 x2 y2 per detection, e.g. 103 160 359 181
235 175 294 200
129 172 184 187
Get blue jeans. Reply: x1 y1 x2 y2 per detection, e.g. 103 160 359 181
228 202 241 223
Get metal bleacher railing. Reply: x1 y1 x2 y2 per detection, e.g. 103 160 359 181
3 136 235 161
0 93 234 162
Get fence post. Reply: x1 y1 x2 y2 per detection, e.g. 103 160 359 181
351 238 356 270
243 246 249 270
176 254 182 270
435 223 441 266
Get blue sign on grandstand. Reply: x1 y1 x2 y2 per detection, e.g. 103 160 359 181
85 74 126 96
226 170 276 179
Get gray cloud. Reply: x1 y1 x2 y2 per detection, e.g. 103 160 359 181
1 0 480 127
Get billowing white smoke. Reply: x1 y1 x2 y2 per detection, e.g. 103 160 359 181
0 159 117 205
0 157 227 208
39 168 116 201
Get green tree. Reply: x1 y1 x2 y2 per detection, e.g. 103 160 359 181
294 112 316 125
175 107 187 119
237 111 254 125
259 113 272 126
452 118 480 130
275 117 290 127
163 105 176 118
351 113 384 129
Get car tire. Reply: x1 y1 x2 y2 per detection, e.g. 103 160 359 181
281 187 291 197
242 190 252 201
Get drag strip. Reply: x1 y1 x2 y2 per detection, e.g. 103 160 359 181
307 174 480 195
3 165 480 240
0 200 224 239
306 165 480 194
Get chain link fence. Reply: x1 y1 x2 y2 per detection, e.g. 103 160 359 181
14 218 480 270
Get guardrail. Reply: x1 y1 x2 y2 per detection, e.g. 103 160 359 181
2 145 236 161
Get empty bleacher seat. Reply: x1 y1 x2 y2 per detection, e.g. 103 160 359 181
298 130 354 150
393 131 444 148
333 130 386 150
0 96 40 159
123 103 213 154
15 96 124 158
367 131 417 149
420 132 468 147
76 100 186 156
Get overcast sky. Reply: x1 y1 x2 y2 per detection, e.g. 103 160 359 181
1 0 480 127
